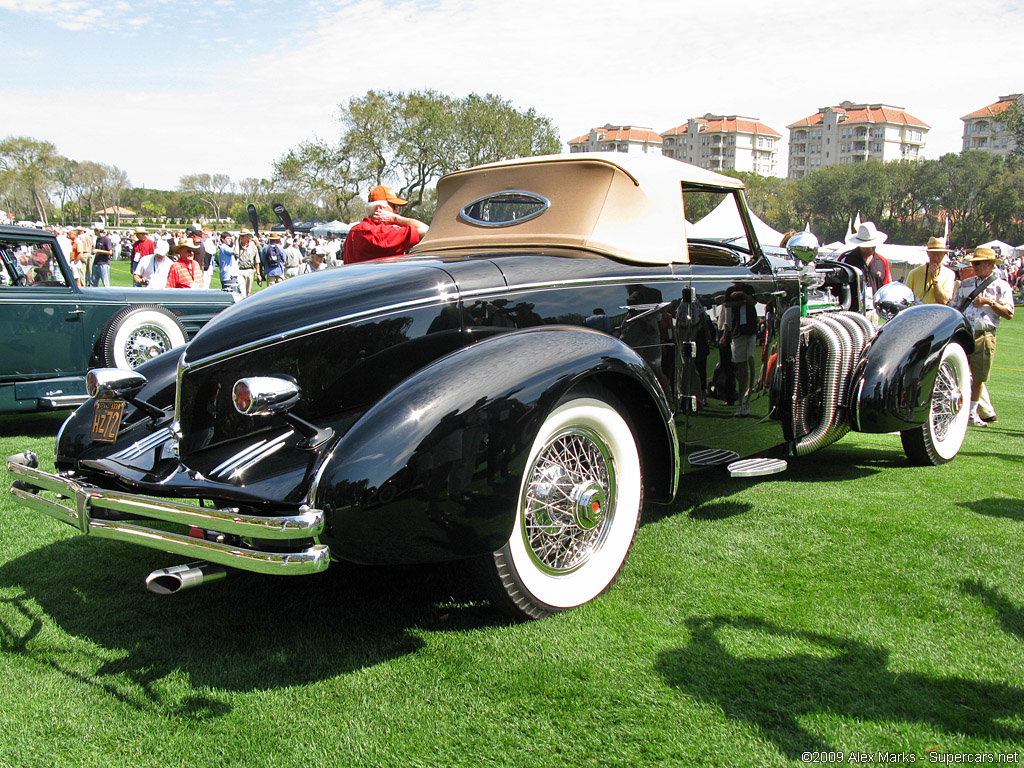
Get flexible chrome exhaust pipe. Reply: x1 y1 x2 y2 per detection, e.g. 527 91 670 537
146 561 227 594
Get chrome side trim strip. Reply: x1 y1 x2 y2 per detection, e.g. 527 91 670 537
113 427 172 462
209 432 290 480
231 437 288 478
40 395 90 409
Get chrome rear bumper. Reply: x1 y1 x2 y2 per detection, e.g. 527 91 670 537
7 460 329 576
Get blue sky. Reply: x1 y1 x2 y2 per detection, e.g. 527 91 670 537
2 0 1023 190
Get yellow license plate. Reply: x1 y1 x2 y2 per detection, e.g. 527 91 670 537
90 400 125 442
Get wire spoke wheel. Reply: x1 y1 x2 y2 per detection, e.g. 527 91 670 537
901 342 970 465
930 356 962 442
100 305 187 370
480 391 642 619
522 426 614 575
122 323 176 367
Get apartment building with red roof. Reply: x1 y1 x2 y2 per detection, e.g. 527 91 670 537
660 114 781 176
961 94 1021 158
567 124 663 155
787 100 929 179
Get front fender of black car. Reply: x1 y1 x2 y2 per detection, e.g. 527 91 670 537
312 327 676 565
849 304 973 433
55 347 182 468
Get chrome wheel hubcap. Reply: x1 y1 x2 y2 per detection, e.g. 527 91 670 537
125 325 173 367
521 425 615 575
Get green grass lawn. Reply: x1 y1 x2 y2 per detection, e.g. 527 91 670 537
1 316 1022 767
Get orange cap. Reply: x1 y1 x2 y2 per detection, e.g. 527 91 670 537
368 185 407 206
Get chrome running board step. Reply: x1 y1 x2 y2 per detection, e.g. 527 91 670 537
727 458 788 478
688 449 740 467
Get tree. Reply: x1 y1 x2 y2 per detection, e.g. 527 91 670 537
273 140 363 218
725 171 800 237
1004 98 1024 159
178 173 231 221
140 200 166 221
71 161 105 225
0 135 59 223
319 90 562 217
928 152 1004 247
455 93 562 168
103 164 131 226
794 164 857 243
52 157 79 225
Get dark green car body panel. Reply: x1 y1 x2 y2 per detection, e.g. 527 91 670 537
0 224 235 413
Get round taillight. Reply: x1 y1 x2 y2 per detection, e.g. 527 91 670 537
86 370 100 398
233 381 253 414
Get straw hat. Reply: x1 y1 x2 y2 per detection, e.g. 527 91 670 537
845 221 888 248
969 246 1003 265
173 237 198 254
925 236 949 252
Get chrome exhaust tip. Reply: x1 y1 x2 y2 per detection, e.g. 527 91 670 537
146 561 227 595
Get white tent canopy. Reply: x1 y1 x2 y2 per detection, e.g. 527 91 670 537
686 197 785 248
311 220 350 236
978 240 1015 257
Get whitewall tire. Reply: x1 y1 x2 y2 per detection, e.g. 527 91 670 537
100 305 188 370
901 341 970 465
483 391 642 619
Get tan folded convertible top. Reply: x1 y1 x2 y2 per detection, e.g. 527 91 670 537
412 152 744 265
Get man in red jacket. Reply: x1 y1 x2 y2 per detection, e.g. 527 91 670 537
343 185 429 264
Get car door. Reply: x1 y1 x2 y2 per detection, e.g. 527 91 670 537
673 186 788 471
0 235 88 382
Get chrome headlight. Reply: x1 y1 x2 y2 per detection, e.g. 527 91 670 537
232 377 300 416
86 368 148 399
875 281 916 322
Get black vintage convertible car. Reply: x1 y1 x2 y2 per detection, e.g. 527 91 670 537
7 154 973 619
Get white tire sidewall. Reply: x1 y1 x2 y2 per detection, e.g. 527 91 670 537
929 342 970 462
507 397 641 610
111 309 187 369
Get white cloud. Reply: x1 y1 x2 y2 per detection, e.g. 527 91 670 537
2 0 1023 188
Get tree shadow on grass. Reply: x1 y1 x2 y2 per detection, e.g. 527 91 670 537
957 448 1024 464
958 497 1024 521
961 580 1024 642
0 536 506 719
656 615 1024 761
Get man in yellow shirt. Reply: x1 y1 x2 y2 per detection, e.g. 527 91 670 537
905 236 955 305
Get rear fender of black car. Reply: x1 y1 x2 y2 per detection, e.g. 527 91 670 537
849 304 973 433
312 326 677 565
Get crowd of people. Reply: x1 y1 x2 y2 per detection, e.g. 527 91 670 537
833 221 1017 427
40 185 431 298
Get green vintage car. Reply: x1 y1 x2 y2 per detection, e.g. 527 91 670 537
0 224 236 414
